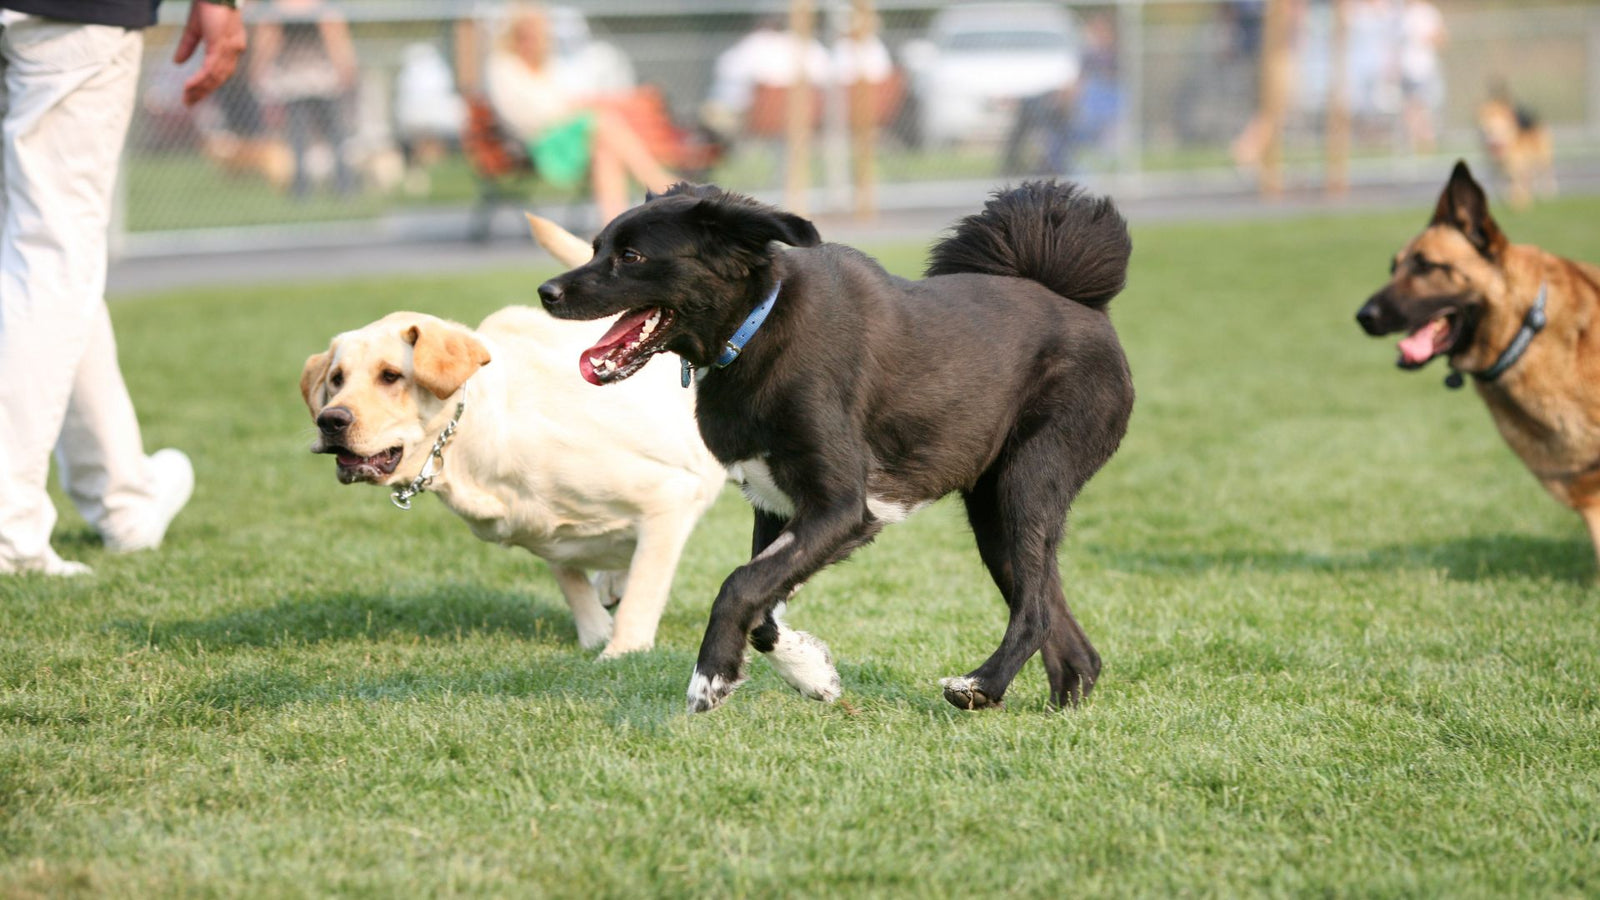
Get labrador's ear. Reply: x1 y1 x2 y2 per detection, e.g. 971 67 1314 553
300 349 332 414
405 323 492 400
526 212 594 268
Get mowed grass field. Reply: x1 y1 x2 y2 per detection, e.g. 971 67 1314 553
5 194 1600 897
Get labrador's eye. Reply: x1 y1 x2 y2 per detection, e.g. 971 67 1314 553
620 249 645 265
380 370 403 385
330 371 345 389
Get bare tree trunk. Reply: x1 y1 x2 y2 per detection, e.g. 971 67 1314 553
848 0 878 219
1326 0 1350 196
786 0 816 215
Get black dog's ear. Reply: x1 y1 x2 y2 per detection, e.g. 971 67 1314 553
1430 160 1507 261
691 195 821 280
766 209 821 248
649 181 724 203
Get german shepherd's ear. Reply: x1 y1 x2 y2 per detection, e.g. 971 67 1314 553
300 348 332 415
404 322 492 400
1431 160 1508 261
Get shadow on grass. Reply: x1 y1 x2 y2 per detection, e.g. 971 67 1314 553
113 585 576 651
1097 533 1595 584
183 654 952 720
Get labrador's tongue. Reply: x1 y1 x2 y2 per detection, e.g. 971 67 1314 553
1398 318 1446 365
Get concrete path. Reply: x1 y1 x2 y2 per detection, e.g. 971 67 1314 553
108 162 1600 299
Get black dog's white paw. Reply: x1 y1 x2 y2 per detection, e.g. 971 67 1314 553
940 675 1003 710
767 628 841 703
686 669 744 713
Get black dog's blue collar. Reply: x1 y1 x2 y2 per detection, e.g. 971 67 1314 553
681 280 782 387
1444 281 1547 389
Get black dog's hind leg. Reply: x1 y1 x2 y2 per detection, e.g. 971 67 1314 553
688 499 879 712
947 431 1101 710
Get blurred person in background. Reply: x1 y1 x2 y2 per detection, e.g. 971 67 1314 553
701 14 832 138
251 0 359 197
1064 12 1121 170
193 45 295 191
0 0 244 576
1398 0 1446 154
487 4 675 224
831 7 893 97
1345 0 1401 138
393 41 463 194
1230 0 1307 169
998 10 1117 179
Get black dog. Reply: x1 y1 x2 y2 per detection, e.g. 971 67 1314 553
537 182 1134 712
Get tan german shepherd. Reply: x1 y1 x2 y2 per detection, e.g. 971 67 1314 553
1357 161 1600 568
1477 90 1556 210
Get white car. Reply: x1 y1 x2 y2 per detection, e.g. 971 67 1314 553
901 3 1081 146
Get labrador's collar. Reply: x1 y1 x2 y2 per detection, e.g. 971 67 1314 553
390 390 466 510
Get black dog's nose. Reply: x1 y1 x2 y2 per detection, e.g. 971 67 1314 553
538 280 564 307
316 406 353 435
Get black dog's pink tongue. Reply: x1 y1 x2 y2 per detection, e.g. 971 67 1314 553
578 308 657 385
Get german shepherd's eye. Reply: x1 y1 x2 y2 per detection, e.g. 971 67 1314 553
1389 257 1398 275
330 370 344 389
619 249 645 265
1411 254 1452 276
380 369 403 385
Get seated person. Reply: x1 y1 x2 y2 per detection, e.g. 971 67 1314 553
486 5 675 224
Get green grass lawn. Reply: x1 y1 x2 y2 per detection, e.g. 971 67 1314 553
5 195 1600 897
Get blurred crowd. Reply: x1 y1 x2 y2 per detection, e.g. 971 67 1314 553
1231 0 1447 168
140 0 1463 218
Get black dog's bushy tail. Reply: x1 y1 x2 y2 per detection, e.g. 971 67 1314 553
926 181 1130 309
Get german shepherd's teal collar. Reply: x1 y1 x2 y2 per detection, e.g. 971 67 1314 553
1445 281 1547 389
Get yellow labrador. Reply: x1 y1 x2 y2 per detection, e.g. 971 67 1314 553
300 305 726 657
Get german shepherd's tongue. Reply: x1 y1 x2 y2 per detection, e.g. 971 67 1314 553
578 307 664 385
1398 317 1450 366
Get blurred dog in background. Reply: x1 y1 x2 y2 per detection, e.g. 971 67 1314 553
1477 83 1555 210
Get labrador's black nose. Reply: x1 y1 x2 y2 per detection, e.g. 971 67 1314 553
538 280 564 307
316 406 353 435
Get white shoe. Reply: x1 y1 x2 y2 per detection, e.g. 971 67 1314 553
0 547 92 577
103 448 195 554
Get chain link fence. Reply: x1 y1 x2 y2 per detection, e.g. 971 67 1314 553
119 0 1600 253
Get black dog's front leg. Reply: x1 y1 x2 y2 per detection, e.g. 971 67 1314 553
686 498 879 712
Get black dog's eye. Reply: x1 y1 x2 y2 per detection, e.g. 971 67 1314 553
329 370 344 389
619 249 645 265
380 369 403 385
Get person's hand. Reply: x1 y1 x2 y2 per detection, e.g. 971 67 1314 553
174 1 247 106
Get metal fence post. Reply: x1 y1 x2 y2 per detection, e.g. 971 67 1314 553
1116 0 1145 193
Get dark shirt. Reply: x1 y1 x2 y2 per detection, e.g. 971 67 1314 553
1 0 161 29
